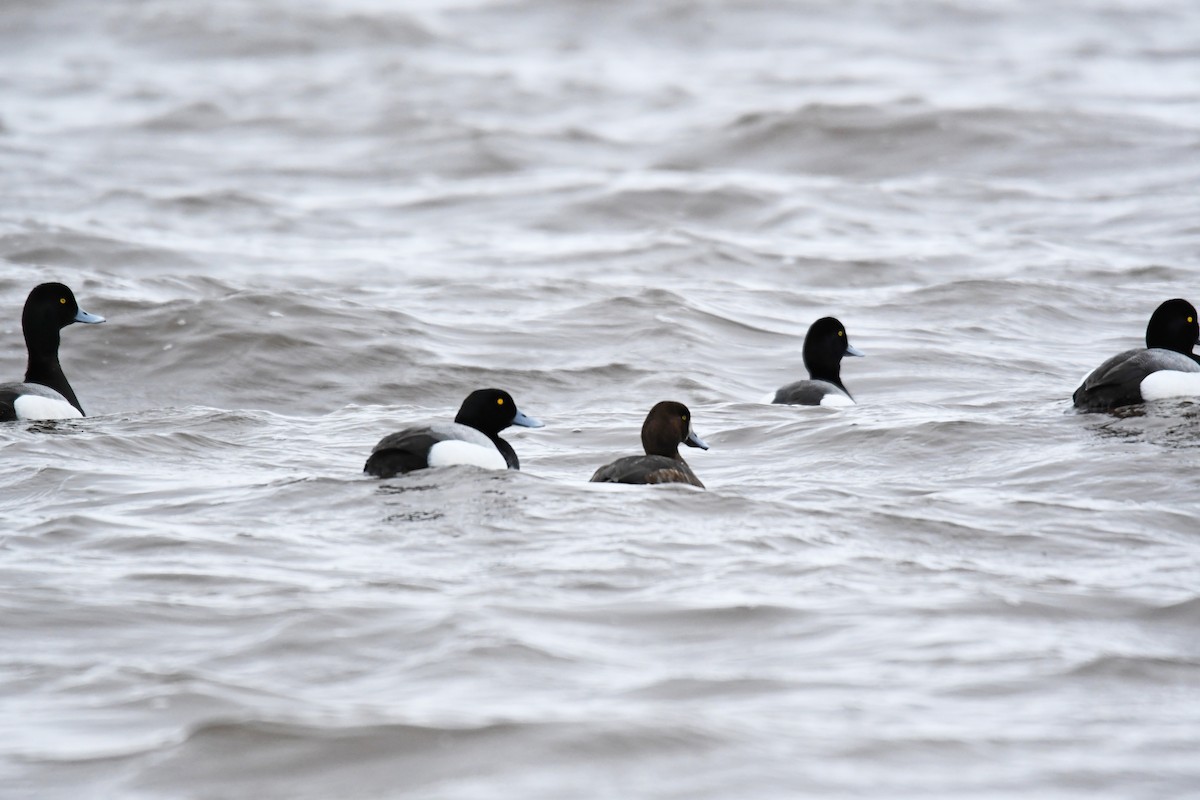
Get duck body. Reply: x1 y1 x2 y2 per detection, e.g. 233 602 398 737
590 453 705 488
366 422 510 475
772 379 854 407
0 382 84 421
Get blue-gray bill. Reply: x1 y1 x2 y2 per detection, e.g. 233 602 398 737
512 410 544 428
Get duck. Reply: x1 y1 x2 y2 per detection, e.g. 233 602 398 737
364 388 543 478
590 401 708 488
772 316 864 407
1073 298 1200 412
0 282 106 422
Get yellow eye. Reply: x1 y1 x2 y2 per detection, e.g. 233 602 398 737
59 298 66 304
838 330 844 337
1189 317 1195 323
682 414 688 421
496 397 504 406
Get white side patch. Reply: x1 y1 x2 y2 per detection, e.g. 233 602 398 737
13 394 82 420
1140 370 1200 402
427 439 507 470
819 392 855 408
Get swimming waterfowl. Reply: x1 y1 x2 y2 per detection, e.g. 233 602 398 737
0 282 105 422
364 388 543 478
772 316 864 407
1073 298 1200 412
590 401 708 488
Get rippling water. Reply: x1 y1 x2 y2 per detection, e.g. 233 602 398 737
3 1 1200 797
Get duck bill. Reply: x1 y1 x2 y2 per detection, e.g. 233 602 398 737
684 427 709 450
74 308 105 324
511 410 544 429
845 343 865 357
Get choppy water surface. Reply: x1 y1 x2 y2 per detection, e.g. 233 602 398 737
3 1 1200 797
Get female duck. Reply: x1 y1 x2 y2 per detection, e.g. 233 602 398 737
772 316 864 406
590 401 708 488
1 283 105 422
1073 298 1200 411
364 388 543 478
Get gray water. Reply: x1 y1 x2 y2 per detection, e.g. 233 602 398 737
3 1 1200 797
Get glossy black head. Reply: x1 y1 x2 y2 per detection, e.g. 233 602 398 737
22 283 104 348
454 388 543 435
641 400 709 458
1145 299 1200 354
802 316 863 388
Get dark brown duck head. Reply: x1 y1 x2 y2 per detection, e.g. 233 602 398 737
641 400 709 460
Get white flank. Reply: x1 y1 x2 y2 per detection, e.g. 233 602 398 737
819 392 855 408
14 393 83 420
427 439 507 470
1140 370 1200 402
